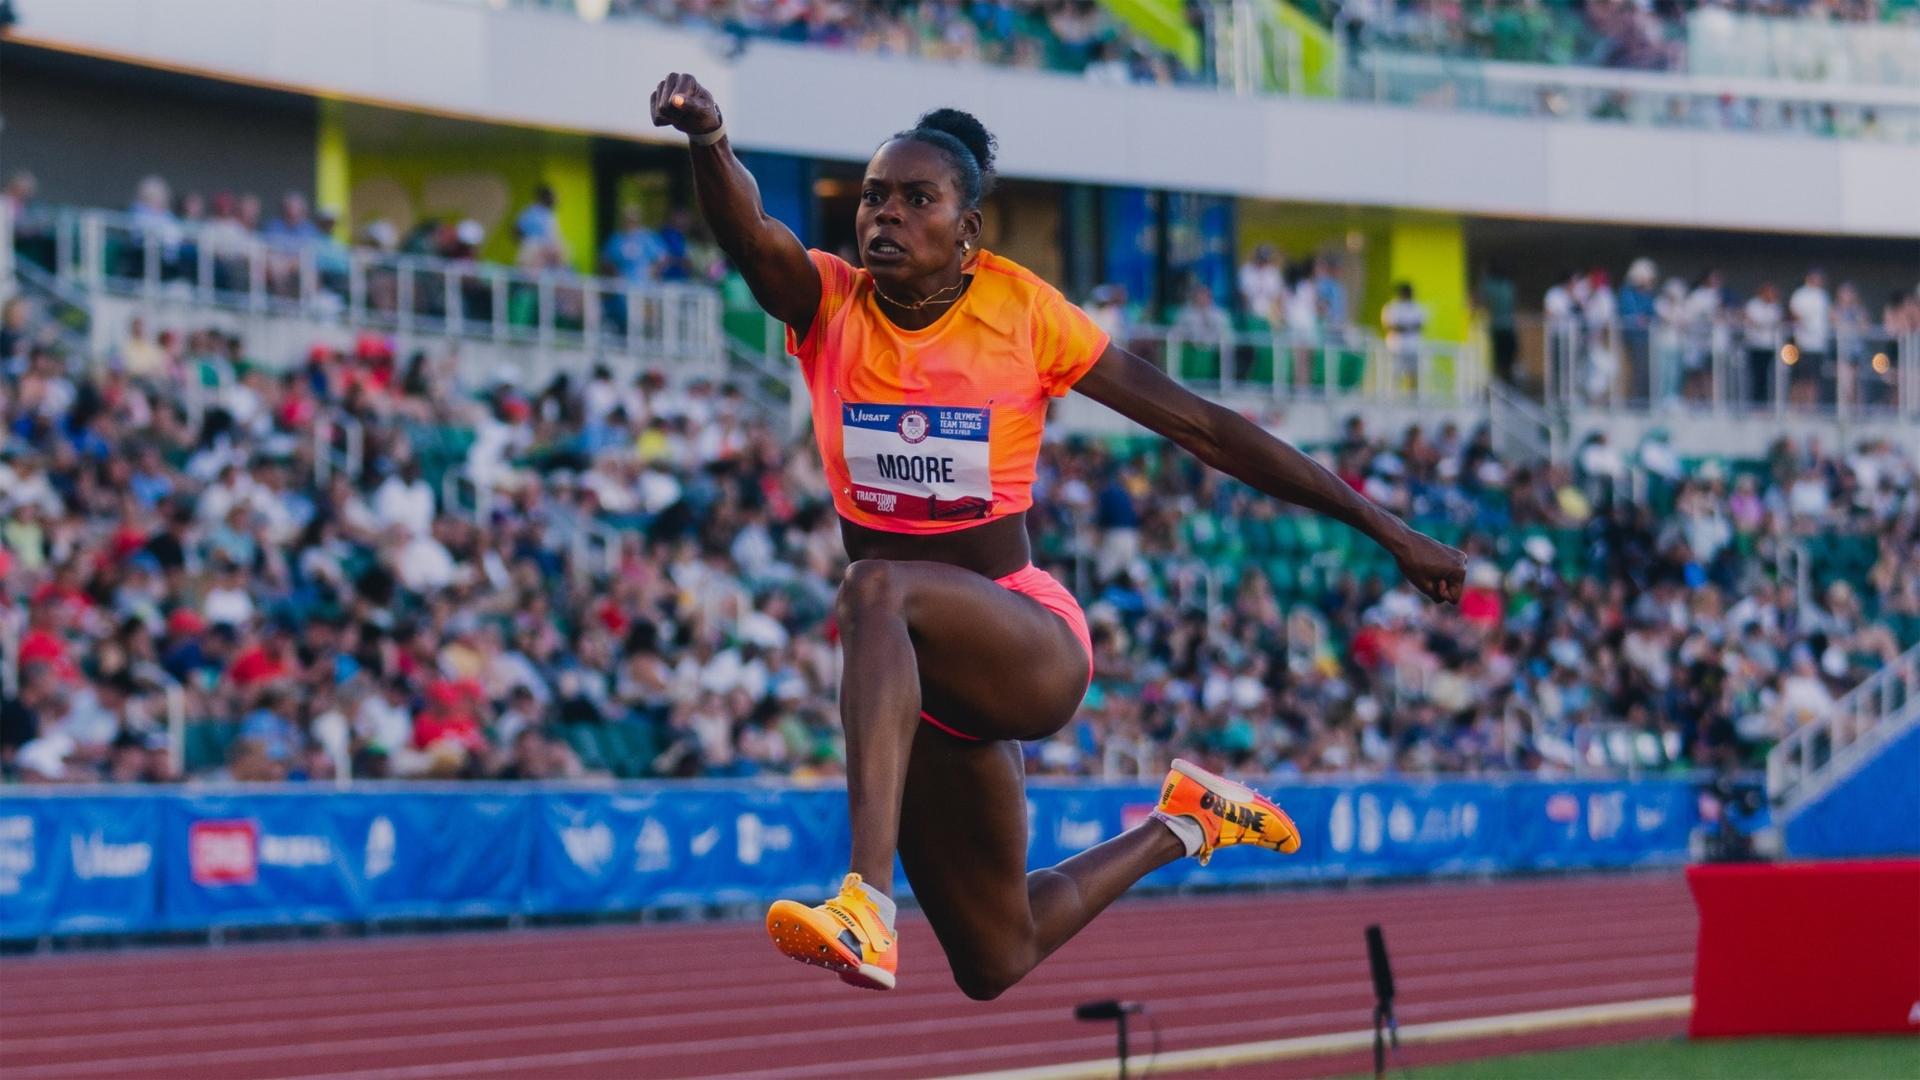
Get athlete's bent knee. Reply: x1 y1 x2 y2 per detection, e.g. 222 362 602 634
950 957 1028 1002
953 968 1015 1002
837 559 905 624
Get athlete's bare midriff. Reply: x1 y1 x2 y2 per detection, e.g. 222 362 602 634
839 511 1031 580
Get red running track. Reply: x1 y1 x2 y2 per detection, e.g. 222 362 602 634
0 873 1696 1080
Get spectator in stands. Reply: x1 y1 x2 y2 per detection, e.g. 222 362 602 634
1085 283 1131 348
603 205 669 292
1617 257 1657 401
2 170 35 221
1478 262 1518 385
1742 281 1784 405
374 460 436 539
1380 281 1427 390
1682 269 1725 402
656 208 699 282
128 175 187 280
1789 268 1832 403
1171 280 1231 343
1284 264 1324 386
515 184 562 252
1313 255 1348 333
1581 269 1619 401
1832 281 1872 403
1237 244 1285 327
263 192 323 246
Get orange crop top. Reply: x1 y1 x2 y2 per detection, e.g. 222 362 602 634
786 248 1110 534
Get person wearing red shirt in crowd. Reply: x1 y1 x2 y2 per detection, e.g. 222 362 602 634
18 603 80 682
413 679 489 771
226 621 296 690
29 564 93 618
1459 563 1505 629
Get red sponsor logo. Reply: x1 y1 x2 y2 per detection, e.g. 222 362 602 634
1545 793 1581 824
190 820 259 886
1120 804 1155 831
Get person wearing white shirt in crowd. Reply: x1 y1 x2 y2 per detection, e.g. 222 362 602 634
1581 269 1619 402
1742 282 1783 405
394 523 458 594
1682 270 1724 400
583 364 623 425
1380 282 1427 392
1543 270 1580 395
1788 269 1831 402
1171 281 1232 344
1284 268 1321 388
373 461 435 539
1237 245 1286 327
1085 284 1130 347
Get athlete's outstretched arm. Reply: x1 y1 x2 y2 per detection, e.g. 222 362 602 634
1073 346 1467 603
651 73 820 331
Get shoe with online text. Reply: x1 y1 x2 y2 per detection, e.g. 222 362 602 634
1157 758 1302 864
766 872 899 990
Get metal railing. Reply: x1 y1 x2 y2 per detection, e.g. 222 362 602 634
1489 376 1561 463
1540 315 1918 418
1767 643 1920 811
23 208 721 365
1351 51 1920 142
737 311 1486 407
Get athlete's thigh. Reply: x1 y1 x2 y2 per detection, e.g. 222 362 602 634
864 560 1085 741
897 727 1035 985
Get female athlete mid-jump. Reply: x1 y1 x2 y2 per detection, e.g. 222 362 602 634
652 74 1466 998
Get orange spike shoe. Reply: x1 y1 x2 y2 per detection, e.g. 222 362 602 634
1156 758 1302 864
766 873 900 990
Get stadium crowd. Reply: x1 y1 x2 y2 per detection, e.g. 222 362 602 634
1 275 1912 787
603 0 1203 85
1336 0 1910 70
1521 258 1919 407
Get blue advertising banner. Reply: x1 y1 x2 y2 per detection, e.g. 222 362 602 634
161 792 364 928
0 795 160 936
0 778 1700 939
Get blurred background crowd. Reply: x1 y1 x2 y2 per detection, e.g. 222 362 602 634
3 282 1911 786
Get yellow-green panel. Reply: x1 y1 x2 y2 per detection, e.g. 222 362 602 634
1383 214 1469 343
1099 0 1201 71
333 104 596 274
315 100 352 243
1236 201 1360 265
1237 202 1468 343
1265 1 1341 97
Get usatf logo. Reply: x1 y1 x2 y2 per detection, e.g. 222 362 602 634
897 409 930 444
189 820 260 886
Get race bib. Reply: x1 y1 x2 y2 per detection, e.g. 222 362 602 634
841 403 992 521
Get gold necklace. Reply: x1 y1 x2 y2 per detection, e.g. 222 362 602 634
872 275 969 312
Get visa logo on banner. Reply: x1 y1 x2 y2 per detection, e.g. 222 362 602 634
0 815 34 895
71 832 153 880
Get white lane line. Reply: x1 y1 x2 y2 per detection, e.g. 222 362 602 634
938 995 1695 1080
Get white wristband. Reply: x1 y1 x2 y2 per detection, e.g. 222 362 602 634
688 123 727 147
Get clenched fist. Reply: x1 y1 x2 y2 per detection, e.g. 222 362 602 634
1391 529 1467 605
650 72 722 137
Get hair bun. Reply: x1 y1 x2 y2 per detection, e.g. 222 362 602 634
915 108 996 178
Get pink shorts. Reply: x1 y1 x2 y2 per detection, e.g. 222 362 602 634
919 563 1093 742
